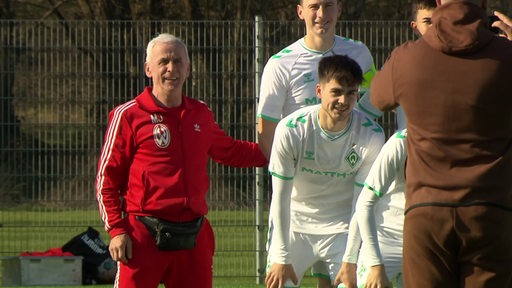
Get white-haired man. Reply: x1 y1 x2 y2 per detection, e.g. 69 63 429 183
96 33 268 287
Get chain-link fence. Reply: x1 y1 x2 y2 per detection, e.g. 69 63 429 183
0 18 414 282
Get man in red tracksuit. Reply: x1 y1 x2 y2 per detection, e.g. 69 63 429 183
95 33 268 288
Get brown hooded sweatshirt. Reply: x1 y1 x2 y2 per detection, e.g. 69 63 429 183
370 1 512 213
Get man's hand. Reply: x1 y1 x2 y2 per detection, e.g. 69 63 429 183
364 265 392 288
265 263 298 288
333 262 357 288
493 11 512 40
109 233 132 264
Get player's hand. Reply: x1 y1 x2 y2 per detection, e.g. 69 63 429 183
333 262 357 288
364 265 392 288
493 11 512 40
265 263 298 288
109 233 132 264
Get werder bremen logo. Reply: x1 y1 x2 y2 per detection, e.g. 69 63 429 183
304 150 314 160
345 148 360 168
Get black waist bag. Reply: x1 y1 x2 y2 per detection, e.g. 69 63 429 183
136 216 204 251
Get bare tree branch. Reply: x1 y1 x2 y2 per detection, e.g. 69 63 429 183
42 0 69 20
76 0 92 18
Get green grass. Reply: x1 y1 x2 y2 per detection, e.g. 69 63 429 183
0 208 320 287
0 279 319 288
0 281 319 288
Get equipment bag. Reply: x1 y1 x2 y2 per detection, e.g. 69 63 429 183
62 226 116 284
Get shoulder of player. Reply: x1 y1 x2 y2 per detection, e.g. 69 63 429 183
393 128 407 139
332 36 373 66
384 129 407 150
334 35 370 49
383 129 407 145
267 39 304 62
351 110 384 134
277 105 316 130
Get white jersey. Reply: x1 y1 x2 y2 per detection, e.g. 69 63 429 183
257 36 376 122
268 105 384 263
342 129 407 285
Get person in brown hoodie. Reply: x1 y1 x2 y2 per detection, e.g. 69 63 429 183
369 0 512 287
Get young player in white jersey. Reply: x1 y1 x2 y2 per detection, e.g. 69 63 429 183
335 129 407 288
257 0 376 159
258 3 376 286
265 55 384 288
258 35 375 124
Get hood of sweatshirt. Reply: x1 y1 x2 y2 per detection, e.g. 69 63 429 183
423 1 494 54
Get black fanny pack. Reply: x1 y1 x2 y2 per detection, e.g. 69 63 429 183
136 216 204 251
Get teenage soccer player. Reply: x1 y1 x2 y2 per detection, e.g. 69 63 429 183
257 3 376 286
265 54 384 288
336 129 407 288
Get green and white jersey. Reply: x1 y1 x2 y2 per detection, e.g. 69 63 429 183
257 36 376 122
343 129 407 280
366 129 406 243
268 105 385 238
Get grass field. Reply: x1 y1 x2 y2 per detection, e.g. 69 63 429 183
0 209 318 287
0 280 319 288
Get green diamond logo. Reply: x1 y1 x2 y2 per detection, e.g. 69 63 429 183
345 148 360 168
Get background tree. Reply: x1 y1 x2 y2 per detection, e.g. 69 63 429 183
3 0 510 20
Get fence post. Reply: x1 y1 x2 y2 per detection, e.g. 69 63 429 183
254 14 266 285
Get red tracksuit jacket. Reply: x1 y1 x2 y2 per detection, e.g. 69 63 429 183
96 87 268 238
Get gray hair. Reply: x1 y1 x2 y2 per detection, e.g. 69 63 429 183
145 33 190 63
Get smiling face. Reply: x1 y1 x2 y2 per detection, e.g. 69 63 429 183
297 0 341 38
144 41 190 100
317 78 359 131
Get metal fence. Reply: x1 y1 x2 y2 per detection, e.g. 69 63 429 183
0 18 414 283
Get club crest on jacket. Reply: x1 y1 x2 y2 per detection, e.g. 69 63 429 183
153 123 170 148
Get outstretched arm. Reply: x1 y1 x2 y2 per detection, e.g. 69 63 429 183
257 118 279 159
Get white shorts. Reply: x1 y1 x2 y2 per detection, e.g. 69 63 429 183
267 231 348 287
338 237 403 288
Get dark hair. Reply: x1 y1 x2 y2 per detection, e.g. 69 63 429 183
298 0 342 6
411 0 436 20
318 55 363 87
